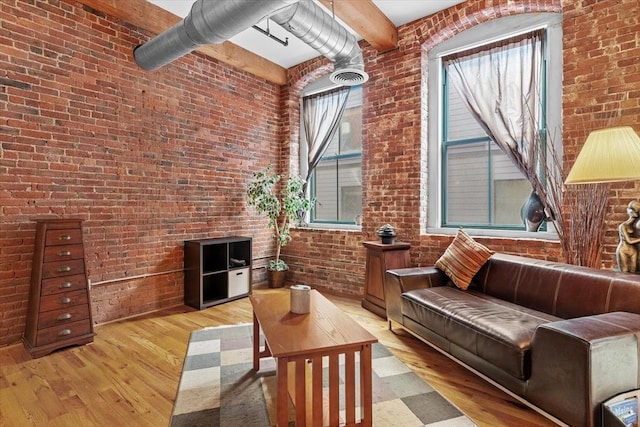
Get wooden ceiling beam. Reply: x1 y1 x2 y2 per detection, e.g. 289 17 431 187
318 0 397 52
76 0 289 85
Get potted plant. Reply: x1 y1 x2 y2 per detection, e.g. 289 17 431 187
246 165 313 288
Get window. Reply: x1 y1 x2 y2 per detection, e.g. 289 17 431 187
442 34 540 229
306 85 363 225
426 13 563 236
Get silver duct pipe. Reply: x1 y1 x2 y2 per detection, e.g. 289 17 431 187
134 0 298 71
271 0 368 86
134 0 368 86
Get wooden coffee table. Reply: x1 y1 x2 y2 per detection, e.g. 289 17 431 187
250 290 378 427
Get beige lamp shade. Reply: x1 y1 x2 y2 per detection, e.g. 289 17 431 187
565 126 640 184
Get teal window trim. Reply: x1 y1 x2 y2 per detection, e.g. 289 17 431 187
310 152 362 225
311 220 357 225
426 14 563 237
440 55 547 231
310 153 362 224
441 63 502 229
317 152 361 162
441 137 497 229
308 85 363 226
310 171 317 220
441 65 449 226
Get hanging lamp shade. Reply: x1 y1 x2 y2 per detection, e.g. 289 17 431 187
565 126 640 184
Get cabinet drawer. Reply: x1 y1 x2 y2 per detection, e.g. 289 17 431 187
40 289 88 312
228 268 250 298
35 319 92 347
38 305 90 329
41 274 87 296
45 228 82 246
42 259 85 279
44 244 84 262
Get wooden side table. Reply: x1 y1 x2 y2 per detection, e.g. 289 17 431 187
362 241 411 318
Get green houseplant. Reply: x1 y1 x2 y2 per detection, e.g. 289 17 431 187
246 165 313 288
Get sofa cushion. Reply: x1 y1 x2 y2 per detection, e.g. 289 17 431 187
401 286 561 379
435 229 493 290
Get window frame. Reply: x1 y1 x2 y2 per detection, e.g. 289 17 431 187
299 77 363 229
440 41 547 231
425 13 563 239
310 151 362 225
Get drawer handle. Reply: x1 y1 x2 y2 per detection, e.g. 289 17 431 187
58 266 72 273
59 250 72 256
58 234 72 241
58 329 72 336
59 282 72 289
236 271 244 276
57 313 72 321
59 297 72 304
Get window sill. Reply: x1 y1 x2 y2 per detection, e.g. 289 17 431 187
294 223 362 232
426 226 559 241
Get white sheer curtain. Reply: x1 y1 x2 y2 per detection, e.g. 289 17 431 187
301 86 350 187
444 30 544 192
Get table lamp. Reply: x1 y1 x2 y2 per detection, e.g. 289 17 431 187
565 126 640 273
565 126 640 184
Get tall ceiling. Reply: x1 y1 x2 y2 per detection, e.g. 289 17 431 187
77 0 464 84
147 0 465 68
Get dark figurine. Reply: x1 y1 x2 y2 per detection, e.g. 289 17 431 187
377 224 397 244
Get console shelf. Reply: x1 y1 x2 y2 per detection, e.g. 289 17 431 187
183 236 252 310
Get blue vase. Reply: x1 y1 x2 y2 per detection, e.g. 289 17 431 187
521 191 546 232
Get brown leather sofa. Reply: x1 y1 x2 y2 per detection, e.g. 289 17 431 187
385 253 640 427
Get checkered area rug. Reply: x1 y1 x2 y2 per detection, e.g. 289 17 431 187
169 323 475 427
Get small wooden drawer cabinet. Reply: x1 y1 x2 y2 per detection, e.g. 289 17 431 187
23 219 95 358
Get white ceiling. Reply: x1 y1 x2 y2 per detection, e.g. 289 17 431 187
146 0 465 68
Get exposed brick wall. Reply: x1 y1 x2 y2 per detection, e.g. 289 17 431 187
282 0 638 293
284 229 366 298
562 0 640 267
281 0 563 294
0 0 280 346
1 0 638 347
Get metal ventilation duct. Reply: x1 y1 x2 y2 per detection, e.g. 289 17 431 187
133 0 368 86
271 0 368 86
133 0 298 72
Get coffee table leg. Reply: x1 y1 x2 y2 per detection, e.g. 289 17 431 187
361 343 373 426
277 357 289 427
252 312 259 371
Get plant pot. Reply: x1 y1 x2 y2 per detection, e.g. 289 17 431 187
268 269 287 288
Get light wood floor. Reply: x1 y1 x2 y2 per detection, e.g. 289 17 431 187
0 288 559 426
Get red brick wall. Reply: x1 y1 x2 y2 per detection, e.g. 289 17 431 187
2 0 639 347
282 0 639 294
563 0 640 265
0 0 281 346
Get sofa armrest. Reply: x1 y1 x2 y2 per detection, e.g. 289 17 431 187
527 311 640 427
384 267 449 325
